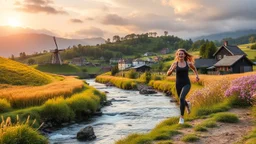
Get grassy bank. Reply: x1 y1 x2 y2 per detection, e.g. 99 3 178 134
96 75 139 90
1 83 106 131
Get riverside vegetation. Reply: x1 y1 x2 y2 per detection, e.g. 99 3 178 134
0 57 106 143
95 70 256 144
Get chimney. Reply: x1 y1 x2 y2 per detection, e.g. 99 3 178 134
224 41 228 46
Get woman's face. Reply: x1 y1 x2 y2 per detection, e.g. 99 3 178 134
177 50 185 60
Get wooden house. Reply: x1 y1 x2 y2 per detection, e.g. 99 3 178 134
195 41 254 74
130 64 151 72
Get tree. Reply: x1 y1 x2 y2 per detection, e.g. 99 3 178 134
164 31 168 36
199 43 207 58
249 36 255 43
111 65 119 76
206 42 217 58
251 43 256 49
10 54 15 60
113 35 120 42
28 59 36 65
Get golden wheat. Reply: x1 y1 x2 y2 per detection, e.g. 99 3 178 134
0 76 85 108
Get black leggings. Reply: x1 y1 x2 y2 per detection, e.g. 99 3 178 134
176 84 191 116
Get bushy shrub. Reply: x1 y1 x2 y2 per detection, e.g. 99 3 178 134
139 71 152 83
0 125 47 144
40 97 74 123
0 99 12 113
125 69 138 79
0 117 48 144
225 75 256 105
251 43 256 49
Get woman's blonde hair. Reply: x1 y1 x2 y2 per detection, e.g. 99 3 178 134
175 48 194 64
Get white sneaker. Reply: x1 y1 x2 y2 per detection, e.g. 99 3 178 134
187 101 191 114
179 117 184 124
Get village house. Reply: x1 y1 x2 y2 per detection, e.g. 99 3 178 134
154 56 163 63
195 41 254 74
132 58 146 66
71 57 87 66
130 64 151 72
118 59 133 70
109 58 121 64
160 48 170 54
144 52 155 56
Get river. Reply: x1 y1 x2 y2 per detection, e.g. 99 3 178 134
48 79 179 144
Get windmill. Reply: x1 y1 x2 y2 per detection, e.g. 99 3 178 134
50 36 65 65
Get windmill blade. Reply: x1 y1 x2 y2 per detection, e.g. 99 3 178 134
53 36 59 50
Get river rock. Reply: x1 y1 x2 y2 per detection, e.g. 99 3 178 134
170 99 178 102
105 82 114 87
139 88 157 95
77 126 96 141
103 100 112 106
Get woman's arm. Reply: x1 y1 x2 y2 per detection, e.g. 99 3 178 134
167 62 176 76
188 62 200 81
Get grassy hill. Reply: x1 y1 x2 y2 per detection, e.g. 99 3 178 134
238 43 256 60
0 57 53 86
34 64 82 74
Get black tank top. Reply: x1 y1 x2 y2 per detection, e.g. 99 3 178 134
176 61 190 86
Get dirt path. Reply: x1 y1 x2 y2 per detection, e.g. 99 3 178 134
163 108 254 144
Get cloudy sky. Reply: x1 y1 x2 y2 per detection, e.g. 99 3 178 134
0 0 256 39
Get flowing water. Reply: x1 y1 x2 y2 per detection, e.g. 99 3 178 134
48 79 179 144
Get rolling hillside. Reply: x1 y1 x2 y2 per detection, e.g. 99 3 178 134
0 57 54 85
194 29 256 41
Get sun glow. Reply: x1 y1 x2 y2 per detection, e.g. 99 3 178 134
7 17 22 27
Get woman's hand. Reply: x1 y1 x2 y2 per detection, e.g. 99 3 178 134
196 76 200 82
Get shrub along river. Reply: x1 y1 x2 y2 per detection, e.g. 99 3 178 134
48 79 179 144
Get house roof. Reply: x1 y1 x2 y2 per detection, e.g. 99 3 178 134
213 45 246 56
133 58 145 62
214 55 245 66
131 64 151 69
195 58 217 68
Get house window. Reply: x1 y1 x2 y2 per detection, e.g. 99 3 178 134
217 55 222 60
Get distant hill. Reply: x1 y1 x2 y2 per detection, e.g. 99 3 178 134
0 57 53 85
0 33 105 57
194 29 256 41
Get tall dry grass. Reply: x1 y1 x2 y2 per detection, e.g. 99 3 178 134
96 75 139 89
166 71 256 86
0 76 85 108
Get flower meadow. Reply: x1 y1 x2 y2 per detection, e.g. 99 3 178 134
225 74 256 104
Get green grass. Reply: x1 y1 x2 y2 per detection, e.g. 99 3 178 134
0 99 12 113
81 66 101 74
200 120 217 128
194 125 207 132
213 112 239 123
238 44 256 60
181 134 200 142
0 57 53 86
115 133 152 144
35 64 81 74
0 124 48 144
155 140 173 144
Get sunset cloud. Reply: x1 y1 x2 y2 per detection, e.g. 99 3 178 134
68 27 105 39
69 18 83 23
15 0 68 14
